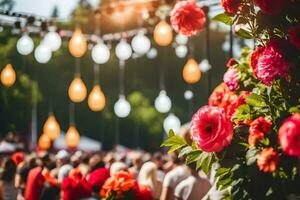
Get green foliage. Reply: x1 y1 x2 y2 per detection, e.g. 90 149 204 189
212 13 233 25
161 130 215 175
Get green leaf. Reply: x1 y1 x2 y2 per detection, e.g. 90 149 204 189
212 13 233 25
196 152 214 174
161 134 187 153
246 147 259 166
178 146 193 158
168 129 175 137
289 105 300 113
186 150 202 164
161 135 186 147
234 104 251 121
235 28 253 39
246 93 266 107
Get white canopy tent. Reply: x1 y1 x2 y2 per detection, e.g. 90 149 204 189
54 132 102 152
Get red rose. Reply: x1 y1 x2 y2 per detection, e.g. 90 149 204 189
252 39 290 86
170 1 206 36
250 46 265 75
248 117 272 146
278 113 300 157
288 24 300 50
190 105 233 152
226 58 238 68
257 148 279 173
221 0 241 14
208 83 237 115
254 0 287 15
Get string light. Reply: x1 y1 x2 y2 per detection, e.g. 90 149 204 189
88 84 106 112
43 114 61 141
38 134 51 150
68 76 87 103
0 64 16 87
69 28 87 58
182 58 201 84
65 125 80 148
16 34 34 55
153 20 173 46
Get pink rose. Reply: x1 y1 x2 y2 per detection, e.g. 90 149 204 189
170 1 206 36
278 113 300 157
253 39 290 86
223 68 240 91
190 106 233 152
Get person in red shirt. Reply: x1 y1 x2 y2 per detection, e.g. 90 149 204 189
24 154 50 200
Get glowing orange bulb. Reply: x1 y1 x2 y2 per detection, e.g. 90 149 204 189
183 58 201 84
65 126 80 148
68 28 87 57
1 64 16 87
68 77 87 103
153 20 173 46
43 114 61 140
38 134 51 150
88 84 106 112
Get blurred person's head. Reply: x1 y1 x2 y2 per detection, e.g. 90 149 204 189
110 162 127 176
11 151 25 166
170 152 185 165
40 153 52 169
89 154 105 172
55 150 70 167
180 128 193 145
132 152 142 168
4 132 15 143
104 152 115 168
138 161 157 190
152 152 164 168
0 157 16 182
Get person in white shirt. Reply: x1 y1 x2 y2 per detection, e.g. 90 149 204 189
174 163 211 200
138 161 162 200
160 153 189 200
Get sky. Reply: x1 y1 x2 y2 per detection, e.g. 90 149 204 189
13 0 100 19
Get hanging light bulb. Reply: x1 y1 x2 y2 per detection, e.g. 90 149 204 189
115 39 132 61
43 114 61 141
153 20 173 46
68 76 87 103
88 84 106 112
183 58 201 84
154 90 172 113
131 32 151 55
17 34 34 55
114 95 131 118
175 34 188 45
163 113 181 134
69 28 87 58
38 134 51 150
65 125 80 148
175 45 188 58
184 90 194 100
91 42 110 64
43 31 62 51
199 59 212 73
1 64 16 87
147 48 158 59
34 44 52 64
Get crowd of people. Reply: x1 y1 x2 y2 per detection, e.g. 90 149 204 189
0 130 222 200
